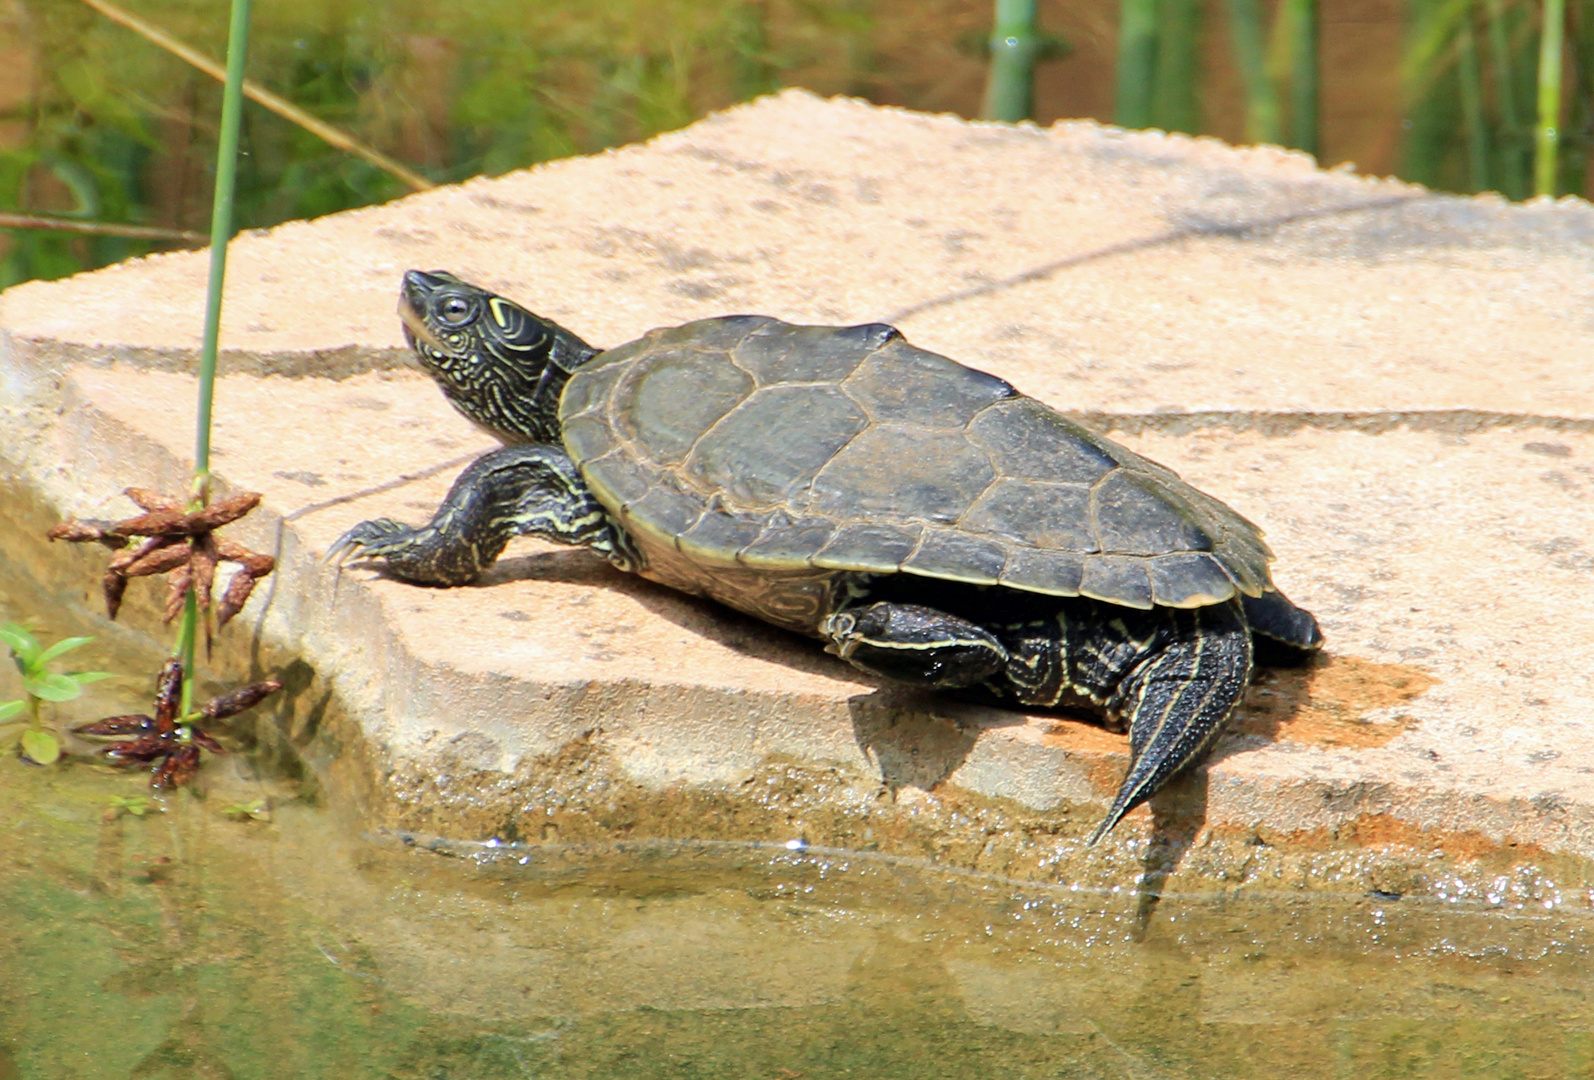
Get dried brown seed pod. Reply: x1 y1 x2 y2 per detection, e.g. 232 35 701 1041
47 520 111 543
190 492 262 531
201 679 283 721
75 714 155 737
124 487 183 513
152 744 202 789
153 658 183 733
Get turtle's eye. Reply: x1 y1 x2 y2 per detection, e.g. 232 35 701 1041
436 295 477 327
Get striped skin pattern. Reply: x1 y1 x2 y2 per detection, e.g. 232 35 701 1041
400 276 597 447
329 445 636 586
331 271 1323 842
993 599 1252 842
823 586 1256 840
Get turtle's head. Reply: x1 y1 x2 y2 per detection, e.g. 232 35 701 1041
398 270 599 445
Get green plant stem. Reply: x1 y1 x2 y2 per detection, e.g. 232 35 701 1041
1535 0 1566 195
1115 0 1159 128
983 0 1041 121
1457 19 1490 191
178 0 251 717
176 590 199 719
195 0 251 491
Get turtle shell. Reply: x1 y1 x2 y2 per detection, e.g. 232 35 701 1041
559 316 1273 616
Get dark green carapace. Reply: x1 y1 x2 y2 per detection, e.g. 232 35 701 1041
331 270 1323 841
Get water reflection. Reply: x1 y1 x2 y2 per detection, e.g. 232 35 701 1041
5 750 1594 1079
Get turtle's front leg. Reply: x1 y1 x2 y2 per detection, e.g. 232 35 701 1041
328 444 632 586
820 601 1009 689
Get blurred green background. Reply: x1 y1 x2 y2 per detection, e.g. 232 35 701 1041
2 0 1590 288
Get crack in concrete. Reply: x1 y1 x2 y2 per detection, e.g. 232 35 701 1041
282 451 480 522
1074 410 1594 437
279 410 1592 523
881 193 1429 325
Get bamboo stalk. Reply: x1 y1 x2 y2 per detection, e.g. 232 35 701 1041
1227 0 1282 143
1152 0 1201 133
1400 0 1455 187
1485 0 1528 197
1535 0 1566 195
983 0 1042 121
75 0 434 192
0 211 205 243
1279 0 1319 153
1457 19 1491 190
1115 0 1159 128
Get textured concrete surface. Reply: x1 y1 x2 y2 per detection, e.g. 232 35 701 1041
4 90 1594 888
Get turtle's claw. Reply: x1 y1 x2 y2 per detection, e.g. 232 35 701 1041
325 519 415 567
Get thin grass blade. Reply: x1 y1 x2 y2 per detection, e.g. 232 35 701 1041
1116 0 1159 128
1227 0 1282 142
1486 0 1530 197
1152 0 1201 133
1535 0 1566 194
1458 17 1492 189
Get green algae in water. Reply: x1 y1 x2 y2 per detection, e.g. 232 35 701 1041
4 755 1594 1079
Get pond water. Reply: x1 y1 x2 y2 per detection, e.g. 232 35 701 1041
4 620 1594 1078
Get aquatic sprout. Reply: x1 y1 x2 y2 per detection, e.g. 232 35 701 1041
104 794 155 820
221 798 270 821
0 623 112 765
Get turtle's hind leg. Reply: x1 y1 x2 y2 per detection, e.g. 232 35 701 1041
1089 601 1253 845
327 444 632 586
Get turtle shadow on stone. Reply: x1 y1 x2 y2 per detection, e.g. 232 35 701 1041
1204 649 1323 768
845 686 1221 896
475 550 1316 863
479 546 625 589
488 547 876 681
846 690 1027 797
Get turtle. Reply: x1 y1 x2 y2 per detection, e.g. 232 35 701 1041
331 270 1323 842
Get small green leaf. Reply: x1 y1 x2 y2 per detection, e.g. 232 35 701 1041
109 795 153 816
35 636 94 668
67 671 114 686
23 672 85 703
0 623 40 667
20 728 60 765
0 700 24 722
222 799 269 821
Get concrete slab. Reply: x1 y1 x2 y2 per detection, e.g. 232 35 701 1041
4 90 1594 893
